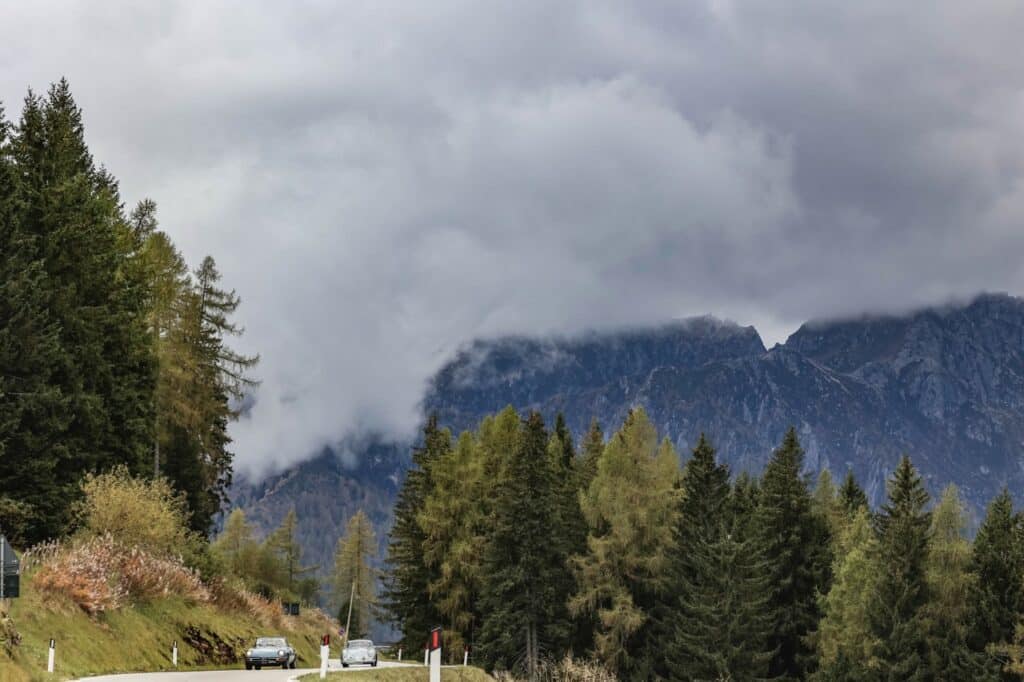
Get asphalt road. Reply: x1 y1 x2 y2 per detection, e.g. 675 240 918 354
75 661 417 682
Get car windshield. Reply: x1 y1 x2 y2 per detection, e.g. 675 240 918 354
346 640 373 649
256 638 286 648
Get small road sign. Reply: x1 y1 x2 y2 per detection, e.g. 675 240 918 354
0 535 20 599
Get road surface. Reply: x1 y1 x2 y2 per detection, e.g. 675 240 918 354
75 661 417 682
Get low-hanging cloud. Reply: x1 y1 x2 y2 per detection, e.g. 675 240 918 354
4 1 1024 475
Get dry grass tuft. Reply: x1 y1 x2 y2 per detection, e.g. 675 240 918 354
493 655 618 682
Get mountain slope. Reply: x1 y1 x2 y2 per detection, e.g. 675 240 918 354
233 293 1024 591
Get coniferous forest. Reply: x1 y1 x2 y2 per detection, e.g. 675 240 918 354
0 80 258 547
386 407 1024 681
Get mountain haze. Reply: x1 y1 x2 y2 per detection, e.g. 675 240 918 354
233 293 1024 583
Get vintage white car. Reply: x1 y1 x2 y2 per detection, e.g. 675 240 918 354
341 639 378 668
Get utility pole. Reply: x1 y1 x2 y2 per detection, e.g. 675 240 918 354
343 579 356 649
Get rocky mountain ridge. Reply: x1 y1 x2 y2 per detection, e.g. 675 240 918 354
232 292 1024 597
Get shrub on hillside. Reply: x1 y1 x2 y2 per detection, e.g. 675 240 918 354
75 467 196 559
32 535 209 615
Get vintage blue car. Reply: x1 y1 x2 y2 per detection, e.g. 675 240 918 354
244 637 297 670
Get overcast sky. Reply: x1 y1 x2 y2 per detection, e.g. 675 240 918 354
4 1 1024 474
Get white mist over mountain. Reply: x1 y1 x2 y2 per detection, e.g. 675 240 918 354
5 2 1024 474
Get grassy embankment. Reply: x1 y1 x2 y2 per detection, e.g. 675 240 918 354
0 540 336 682
299 668 494 681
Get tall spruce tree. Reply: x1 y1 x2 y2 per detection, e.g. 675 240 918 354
477 412 572 678
755 427 833 679
384 415 451 651
569 409 678 679
6 82 156 539
665 434 774 680
546 428 589 659
0 102 71 545
868 456 931 680
967 489 1024 665
673 528 775 681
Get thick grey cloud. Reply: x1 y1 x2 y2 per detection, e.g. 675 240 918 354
3 1 1024 473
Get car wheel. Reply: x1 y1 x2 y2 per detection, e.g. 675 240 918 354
289 660 297 669
245 662 252 671
342 663 349 668
371 660 378 668
255 666 261 671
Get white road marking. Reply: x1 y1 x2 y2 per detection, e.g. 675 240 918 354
75 661 417 682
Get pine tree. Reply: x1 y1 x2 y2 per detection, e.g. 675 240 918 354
574 418 603 494
164 256 257 533
333 510 380 640
0 102 72 546
868 456 931 680
813 468 840 518
665 434 774 680
814 506 881 679
211 508 260 578
384 415 451 651
923 485 997 680
569 418 603 656
130 200 194 478
839 470 870 517
267 508 319 599
755 427 833 679
673 530 776 681
729 471 761 540
5 82 156 539
418 430 487 657
569 409 678 679
477 412 573 678
967 489 1024 664
546 428 588 660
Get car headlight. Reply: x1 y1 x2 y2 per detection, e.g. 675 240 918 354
247 650 254 656
278 649 285 656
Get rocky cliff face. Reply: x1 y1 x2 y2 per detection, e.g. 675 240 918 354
425 293 1024 510
232 293 1024 594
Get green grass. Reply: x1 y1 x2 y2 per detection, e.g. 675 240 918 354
299 668 494 681
1 570 334 682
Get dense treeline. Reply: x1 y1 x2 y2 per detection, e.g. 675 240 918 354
0 80 257 546
386 406 1024 680
212 507 321 604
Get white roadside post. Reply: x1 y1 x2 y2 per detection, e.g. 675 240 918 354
463 647 468 667
397 647 402 662
428 627 441 682
319 634 330 679
47 638 55 673
424 648 428 666
172 640 178 667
